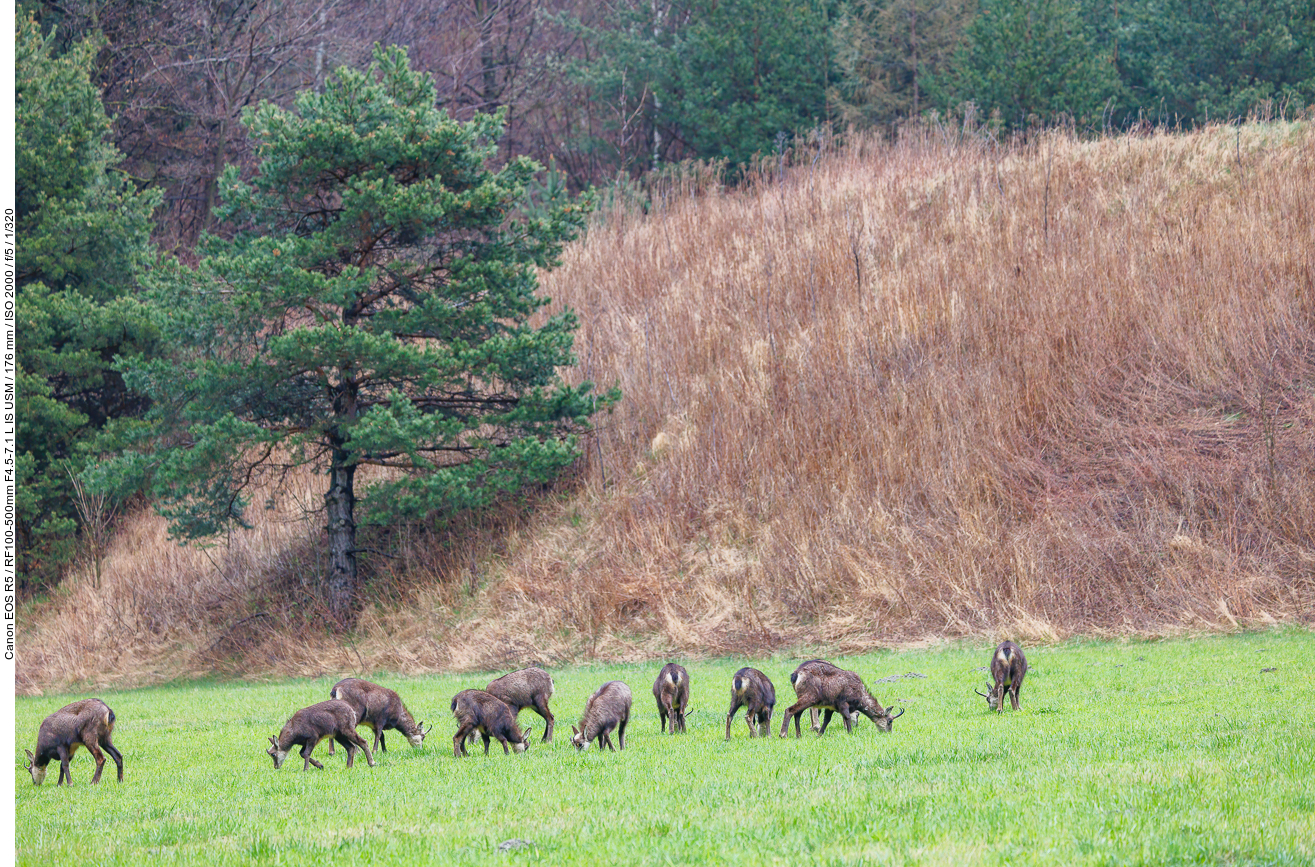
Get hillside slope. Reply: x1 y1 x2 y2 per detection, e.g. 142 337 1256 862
18 122 1315 690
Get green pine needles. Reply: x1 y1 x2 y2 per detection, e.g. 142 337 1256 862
103 45 614 623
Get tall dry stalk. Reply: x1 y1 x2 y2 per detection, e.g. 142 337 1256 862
508 120 1315 656
66 465 118 591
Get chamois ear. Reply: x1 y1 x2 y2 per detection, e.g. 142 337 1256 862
571 725 579 736
24 749 34 768
268 735 278 747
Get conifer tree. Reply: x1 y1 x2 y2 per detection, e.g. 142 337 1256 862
933 0 1121 129
832 0 975 127
103 46 612 624
15 12 161 588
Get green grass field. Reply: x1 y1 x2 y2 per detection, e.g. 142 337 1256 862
14 630 1315 865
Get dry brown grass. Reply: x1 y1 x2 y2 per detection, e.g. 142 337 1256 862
18 121 1315 691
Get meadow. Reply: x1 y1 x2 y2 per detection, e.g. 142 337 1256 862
14 630 1315 865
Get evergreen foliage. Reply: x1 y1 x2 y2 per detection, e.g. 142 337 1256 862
566 0 832 171
667 0 832 166
931 0 1122 129
15 11 162 589
1115 0 1315 123
97 46 613 623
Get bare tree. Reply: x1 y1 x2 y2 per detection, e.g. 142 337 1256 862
63 0 343 251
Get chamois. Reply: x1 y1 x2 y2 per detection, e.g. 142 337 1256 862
570 681 632 751
652 663 690 734
725 667 775 739
326 677 430 755
976 640 1028 712
484 667 556 743
780 660 903 737
451 689 532 757
267 699 375 771
24 699 123 786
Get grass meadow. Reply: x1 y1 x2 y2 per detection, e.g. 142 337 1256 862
14 630 1315 865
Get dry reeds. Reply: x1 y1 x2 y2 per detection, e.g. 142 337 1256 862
504 120 1315 657
18 122 1315 690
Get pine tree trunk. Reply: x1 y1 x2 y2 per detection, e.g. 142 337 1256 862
323 448 358 626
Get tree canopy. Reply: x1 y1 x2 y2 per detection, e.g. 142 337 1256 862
15 11 162 589
98 45 614 623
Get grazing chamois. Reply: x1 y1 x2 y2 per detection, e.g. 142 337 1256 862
485 667 556 743
451 690 532 757
326 678 430 755
725 667 775 739
570 681 632 751
793 659 859 733
652 663 690 734
976 640 1028 712
24 699 123 786
779 660 904 737
267 699 375 771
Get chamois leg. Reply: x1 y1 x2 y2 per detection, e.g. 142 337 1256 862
57 744 73 786
837 703 856 734
453 723 477 757
300 743 324 771
334 734 358 767
781 703 809 738
352 731 374 767
103 739 124 782
533 697 555 743
86 738 107 784
725 705 740 740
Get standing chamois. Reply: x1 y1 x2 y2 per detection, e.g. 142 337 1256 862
779 660 904 737
450 689 532 757
24 699 123 785
570 681 632 751
267 699 375 771
326 678 430 755
977 640 1028 712
652 663 690 734
725 667 775 739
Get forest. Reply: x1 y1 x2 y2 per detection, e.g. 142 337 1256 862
14 0 1315 653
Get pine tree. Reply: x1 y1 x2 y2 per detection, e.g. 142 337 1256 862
1116 0 1315 124
565 0 832 172
15 12 161 589
100 45 614 624
933 0 1121 129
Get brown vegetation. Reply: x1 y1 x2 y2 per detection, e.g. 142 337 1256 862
17 122 1315 692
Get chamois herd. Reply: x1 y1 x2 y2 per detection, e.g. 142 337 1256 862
23 643 1028 784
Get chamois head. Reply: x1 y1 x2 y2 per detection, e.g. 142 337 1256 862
406 722 433 748
23 750 47 785
266 735 290 769
975 684 1003 711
